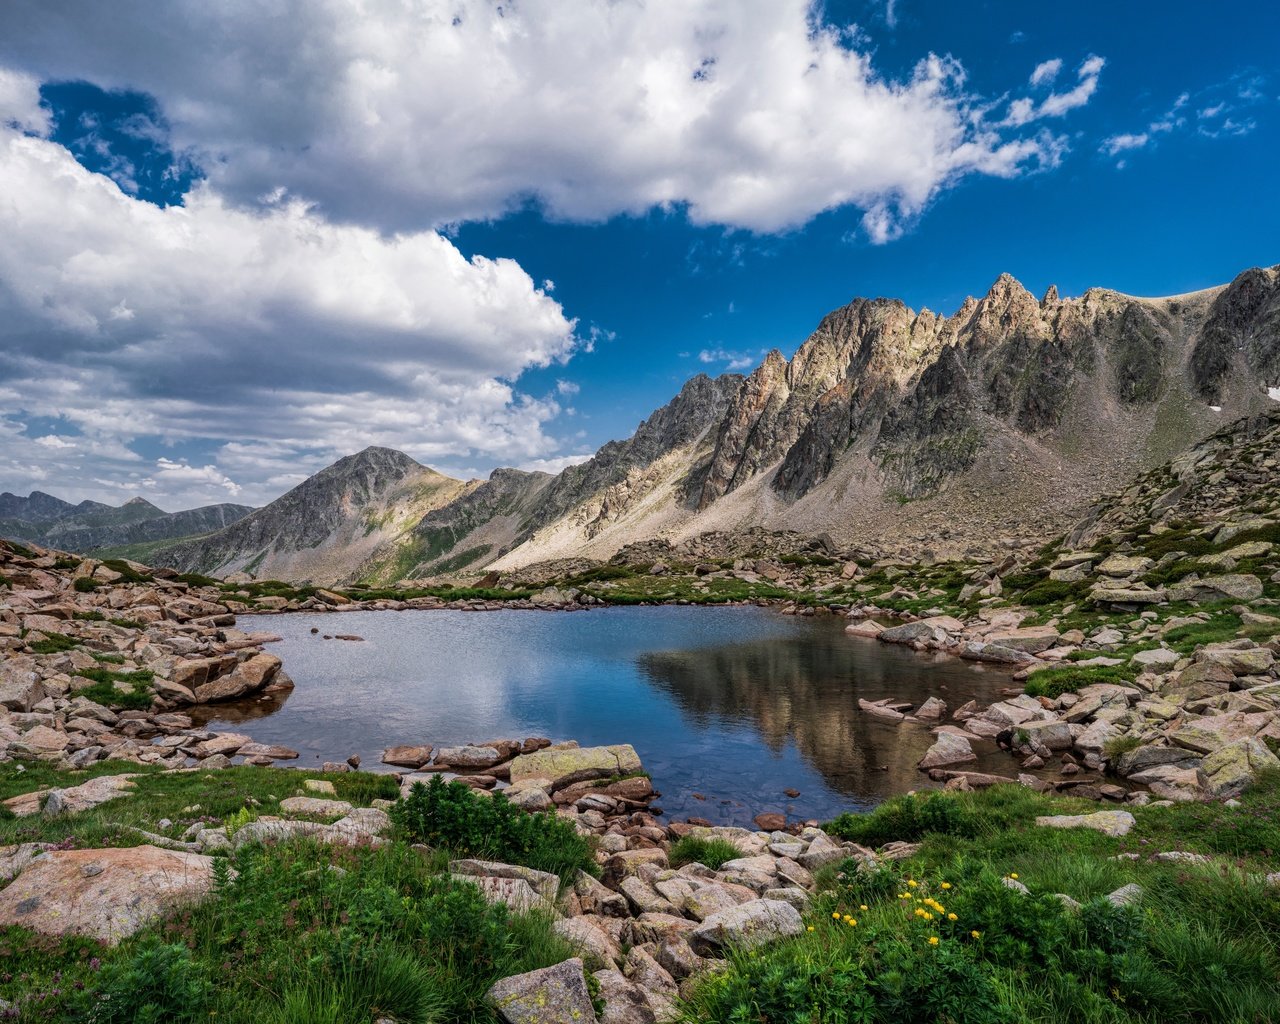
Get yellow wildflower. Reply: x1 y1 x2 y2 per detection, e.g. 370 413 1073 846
971 930 981 939
832 911 841 919
846 918 857 927
907 880 918 888
928 936 940 946
859 904 868 911
948 913 958 921
807 926 815 932
1010 873 1019 879
940 882 952 890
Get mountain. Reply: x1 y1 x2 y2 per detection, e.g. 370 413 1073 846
147 264 1280 583
154 447 471 581
0 491 254 556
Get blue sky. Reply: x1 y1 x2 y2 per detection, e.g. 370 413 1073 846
0 1 1276 508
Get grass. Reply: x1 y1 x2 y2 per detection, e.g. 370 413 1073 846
668 835 743 871
72 667 157 710
27 632 81 654
1023 663 1137 700
683 776 1280 1023
391 775 597 883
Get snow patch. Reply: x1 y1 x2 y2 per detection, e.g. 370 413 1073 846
1268 386 1280 402
1209 405 1222 412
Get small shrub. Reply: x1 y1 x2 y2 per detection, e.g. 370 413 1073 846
1103 735 1142 758
74 667 155 710
391 775 595 881
828 793 984 847
74 576 99 593
28 632 80 654
1025 664 1135 700
668 835 743 871
78 940 211 1023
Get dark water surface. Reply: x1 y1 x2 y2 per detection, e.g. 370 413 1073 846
199 606 1020 825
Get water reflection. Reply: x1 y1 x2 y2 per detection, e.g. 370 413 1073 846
638 625 1017 804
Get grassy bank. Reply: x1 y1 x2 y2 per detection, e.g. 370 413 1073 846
683 775 1280 1024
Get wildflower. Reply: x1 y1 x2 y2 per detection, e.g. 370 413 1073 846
971 930 981 939
947 913 958 921
1009 873 1019 879
907 880 918 888
846 918 857 927
832 911 841 919
859 904 868 911
940 882 952 890
928 936 940 946
807 926 815 932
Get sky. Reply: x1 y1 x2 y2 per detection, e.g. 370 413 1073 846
0 0 1276 511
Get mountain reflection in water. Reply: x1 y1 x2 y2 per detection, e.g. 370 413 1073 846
198 606 1017 825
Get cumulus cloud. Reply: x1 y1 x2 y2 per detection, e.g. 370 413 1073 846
1 0 1092 238
0 121 580 505
0 1 1111 506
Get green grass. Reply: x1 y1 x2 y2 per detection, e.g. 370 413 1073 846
1023 663 1136 700
72 667 156 710
682 777 1280 1023
668 835 743 871
391 775 596 883
0 839 574 1023
27 632 81 654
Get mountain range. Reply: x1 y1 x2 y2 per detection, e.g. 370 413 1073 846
0 492 254 558
15 263 1280 584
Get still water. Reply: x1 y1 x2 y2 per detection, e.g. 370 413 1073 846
198 606 1020 825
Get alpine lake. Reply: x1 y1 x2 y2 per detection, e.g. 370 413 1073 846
194 605 1024 825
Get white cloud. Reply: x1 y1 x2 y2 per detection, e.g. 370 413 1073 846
0 121 581 505
556 380 581 396
1100 132 1149 156
1029 58 1062 87
698 347 759 372
34 434 76 449
150 457 242 496
519 454 594 475
1006 55 1104 125
0 1 1092 238
0 67 47 134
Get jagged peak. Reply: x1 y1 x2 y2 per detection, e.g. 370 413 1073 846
123 496 161 509
1041 284 1060 306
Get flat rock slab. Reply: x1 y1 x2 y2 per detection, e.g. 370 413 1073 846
0 845 222 944
486 957 597 1024
688 899 804 955
450 858 560 901
278 796 354 817
454 875 547 914
508 743 641 790
1035 811 1135 837
3 774 138 818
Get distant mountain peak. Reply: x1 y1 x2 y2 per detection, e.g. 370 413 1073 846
123 496 160 509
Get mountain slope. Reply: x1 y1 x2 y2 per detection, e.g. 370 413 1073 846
147 264 1280 582
153 447 469 581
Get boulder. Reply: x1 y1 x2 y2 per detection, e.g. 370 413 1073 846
0 845 223 944
278 796 354 817
3 774 137 818
451 859 560 902
688 899 804 955
917 733 977 769
486 958 597 1024
1200 738 1280 798
0 658 44 712
554 917 621 972
381 744 434 768
508 744 642 791
435 745 504 769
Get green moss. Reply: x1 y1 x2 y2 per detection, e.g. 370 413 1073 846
1024 663 1137 700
